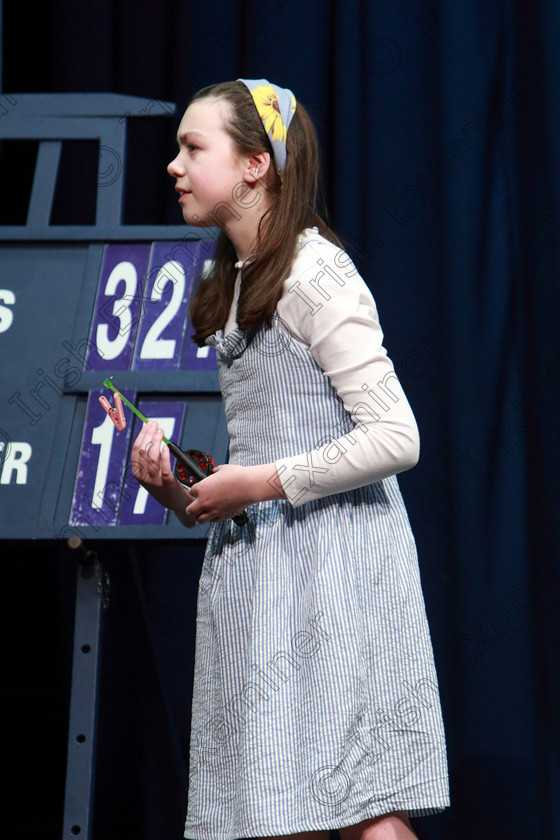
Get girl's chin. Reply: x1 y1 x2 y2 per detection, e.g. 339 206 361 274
183 210 210 228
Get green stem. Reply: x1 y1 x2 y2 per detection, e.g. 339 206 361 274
102 378 172 445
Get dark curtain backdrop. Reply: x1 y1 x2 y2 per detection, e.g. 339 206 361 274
2 1 559 838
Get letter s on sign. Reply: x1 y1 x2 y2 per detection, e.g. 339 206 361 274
0 289 15 333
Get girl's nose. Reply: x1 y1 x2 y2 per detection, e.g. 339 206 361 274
167 155 183 177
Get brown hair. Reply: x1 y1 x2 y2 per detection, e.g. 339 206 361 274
187 80 341 345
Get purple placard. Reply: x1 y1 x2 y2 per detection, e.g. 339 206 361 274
182 326 218 371
86 243 151 370
70 388 136 527
132 241 197 371
118 400 187 525
180 239 218 372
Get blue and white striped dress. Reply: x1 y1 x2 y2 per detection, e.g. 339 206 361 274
184 232 450 839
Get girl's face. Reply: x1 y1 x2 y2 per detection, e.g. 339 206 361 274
168 99 247 227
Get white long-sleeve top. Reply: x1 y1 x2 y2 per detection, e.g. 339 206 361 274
225 228 420 507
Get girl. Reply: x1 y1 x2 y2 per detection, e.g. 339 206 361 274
132 79 450 840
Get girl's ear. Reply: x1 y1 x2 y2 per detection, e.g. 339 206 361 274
244 151 272 184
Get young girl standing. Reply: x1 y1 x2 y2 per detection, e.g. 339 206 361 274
132 79 450 840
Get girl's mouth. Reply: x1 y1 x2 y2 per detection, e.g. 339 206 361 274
176 187 191 203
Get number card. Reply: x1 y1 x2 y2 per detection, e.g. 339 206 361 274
86 244 151 370
81 240 219 375
118 399 187 525
70 387 136 527
132 242 194 370
181 251 219 372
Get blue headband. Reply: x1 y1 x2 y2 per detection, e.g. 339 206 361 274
237 78 296 177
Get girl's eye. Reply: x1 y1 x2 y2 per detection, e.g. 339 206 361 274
187 144 199 152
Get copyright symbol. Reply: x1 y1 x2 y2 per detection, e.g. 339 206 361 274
366 36 403 77
254 318 293 358
0 428 11 465
421 484 462 525
532 205 560 245
98 145 123 187
263 0 288 12
310 764 351 805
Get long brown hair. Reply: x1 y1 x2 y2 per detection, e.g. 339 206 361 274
188 81 341 345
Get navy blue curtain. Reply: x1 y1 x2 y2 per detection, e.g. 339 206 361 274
3 1 559 837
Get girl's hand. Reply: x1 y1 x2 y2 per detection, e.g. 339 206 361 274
131 421 197 527
186 462 287 524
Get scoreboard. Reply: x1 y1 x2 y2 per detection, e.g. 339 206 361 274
0 93 227 540
0 235 227 539
0 93 231 840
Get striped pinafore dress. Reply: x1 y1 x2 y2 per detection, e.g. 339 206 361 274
184 271 450 838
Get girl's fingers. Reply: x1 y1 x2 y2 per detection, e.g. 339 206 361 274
131 424 152 479
132 422 166 482
133 420 157 455
140 437 160 471
185 491 202 520
159 435 175 482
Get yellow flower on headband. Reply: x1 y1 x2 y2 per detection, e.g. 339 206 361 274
237 78 297 176
251 84 294 143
